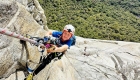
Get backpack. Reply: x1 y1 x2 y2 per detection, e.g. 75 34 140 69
71 36 76 46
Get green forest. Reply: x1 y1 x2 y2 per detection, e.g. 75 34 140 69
38 0 140 42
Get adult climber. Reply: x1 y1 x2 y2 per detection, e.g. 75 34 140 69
33 24 76 75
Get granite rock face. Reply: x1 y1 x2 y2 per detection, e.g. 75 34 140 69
1 0 140 80
0 0 47 79
67 37 140 80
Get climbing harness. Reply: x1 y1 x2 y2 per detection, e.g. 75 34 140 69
23 35 64 80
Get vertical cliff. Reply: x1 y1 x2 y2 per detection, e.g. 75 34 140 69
1 0 140 80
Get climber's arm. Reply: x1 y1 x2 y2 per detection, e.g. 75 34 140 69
51 44 68 53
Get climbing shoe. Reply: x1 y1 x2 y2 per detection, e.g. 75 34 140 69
24 73 33 80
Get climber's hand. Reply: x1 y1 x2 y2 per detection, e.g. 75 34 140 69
47 44 56 53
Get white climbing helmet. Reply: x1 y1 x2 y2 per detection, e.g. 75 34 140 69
64 24 75 34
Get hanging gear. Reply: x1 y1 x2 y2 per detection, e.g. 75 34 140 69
24 35 64 80
0 28 66 80
24 36 48 80
25 34 45 46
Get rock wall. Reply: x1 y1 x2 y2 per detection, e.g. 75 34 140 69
0 0 46 79
1 0 140 80
0 0 76 80
67 37 140 80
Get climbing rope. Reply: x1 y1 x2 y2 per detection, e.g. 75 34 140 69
0 28 37 45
